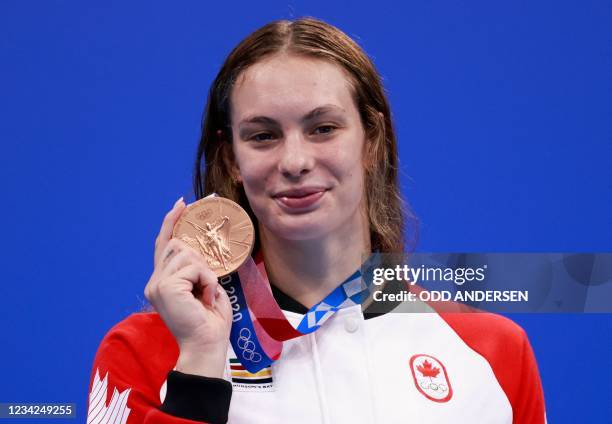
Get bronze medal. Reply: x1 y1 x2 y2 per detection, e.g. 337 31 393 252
173 196 255 277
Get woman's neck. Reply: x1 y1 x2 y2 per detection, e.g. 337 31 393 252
259 208 371 309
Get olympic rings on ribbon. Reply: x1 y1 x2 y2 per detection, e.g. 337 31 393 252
237 328 262 363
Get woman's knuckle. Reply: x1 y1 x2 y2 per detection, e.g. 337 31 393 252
187 248 201 262
157 280 170 294
192 258 207 272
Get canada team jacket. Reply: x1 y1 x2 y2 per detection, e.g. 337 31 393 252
87 287 547 423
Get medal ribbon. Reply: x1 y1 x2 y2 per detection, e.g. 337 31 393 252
221 252 376 373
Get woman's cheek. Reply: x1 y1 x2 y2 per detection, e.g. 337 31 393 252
239 157 269 190
327 139 363 172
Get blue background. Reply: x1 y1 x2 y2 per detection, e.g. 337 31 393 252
1 1 611 422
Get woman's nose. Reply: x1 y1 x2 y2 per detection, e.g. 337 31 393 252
277 132 315 179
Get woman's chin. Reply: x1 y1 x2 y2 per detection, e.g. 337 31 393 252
263 212 336 241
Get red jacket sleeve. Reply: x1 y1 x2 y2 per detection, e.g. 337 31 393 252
87 313 231 424
439 311 547 424
512 329 547 424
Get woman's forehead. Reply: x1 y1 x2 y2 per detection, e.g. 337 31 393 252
230 54 355 124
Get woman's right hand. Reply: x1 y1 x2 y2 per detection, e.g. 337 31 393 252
144 197 233 378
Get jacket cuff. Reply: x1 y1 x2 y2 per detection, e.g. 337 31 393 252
159 370 232 423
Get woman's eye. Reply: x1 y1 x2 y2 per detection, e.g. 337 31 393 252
249 132 274 142
313 125 337 135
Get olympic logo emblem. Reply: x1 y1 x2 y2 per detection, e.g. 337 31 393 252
237 328 262 363
409 354 453 403
419 381 448 392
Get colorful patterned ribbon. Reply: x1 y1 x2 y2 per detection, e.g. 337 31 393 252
220 253 376 373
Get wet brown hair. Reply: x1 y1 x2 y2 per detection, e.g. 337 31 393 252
194 16 417 253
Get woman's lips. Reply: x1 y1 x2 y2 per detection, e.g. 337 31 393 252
274 190 326 210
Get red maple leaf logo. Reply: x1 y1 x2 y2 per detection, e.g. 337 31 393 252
417 360 440 378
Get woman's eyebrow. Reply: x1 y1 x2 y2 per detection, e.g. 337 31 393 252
238 104 346 128
301 104 346 122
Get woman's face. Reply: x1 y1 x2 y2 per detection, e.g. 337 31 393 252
229 54 368 241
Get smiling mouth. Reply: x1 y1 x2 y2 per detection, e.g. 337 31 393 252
273 188 328 211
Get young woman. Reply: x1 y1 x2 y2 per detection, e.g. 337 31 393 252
87 17 546 424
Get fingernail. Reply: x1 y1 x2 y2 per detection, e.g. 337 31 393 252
173 196 184 208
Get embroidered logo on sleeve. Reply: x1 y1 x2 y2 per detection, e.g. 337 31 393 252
87 368 132 424
229 358 274 392
409 354 453 403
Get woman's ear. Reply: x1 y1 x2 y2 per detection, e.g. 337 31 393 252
233 168 243 184
220 141 242 184
228 161 241 183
